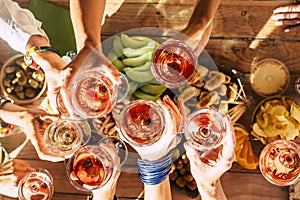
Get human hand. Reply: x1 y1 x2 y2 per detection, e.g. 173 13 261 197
272 3 300 32
20 108 64 162
92 143 121 200
127 95 184 161
0 159 35 198
175 23 213 57
59 45 120 118
184 116 236 188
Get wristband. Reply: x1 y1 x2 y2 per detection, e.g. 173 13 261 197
0 96 11 109
137 152 172 185
24 46 61 66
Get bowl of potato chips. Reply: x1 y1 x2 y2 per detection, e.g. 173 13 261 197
251 96 300 145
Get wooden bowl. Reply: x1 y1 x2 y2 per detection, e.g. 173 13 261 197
251 95 300 144
0 54 47 105
250 58 289 97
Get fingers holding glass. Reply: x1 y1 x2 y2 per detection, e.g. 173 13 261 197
66 145 120 192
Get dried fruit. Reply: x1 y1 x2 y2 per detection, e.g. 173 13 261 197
234 125 258 170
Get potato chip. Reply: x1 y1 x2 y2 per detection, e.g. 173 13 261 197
268 105 288 117
282 121 299 140
291 102 300 123
256 112 270 128
275 115 288 122
252 123 267 137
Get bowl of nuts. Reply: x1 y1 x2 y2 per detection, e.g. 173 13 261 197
0 54 47 105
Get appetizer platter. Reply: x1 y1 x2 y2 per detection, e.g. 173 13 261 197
93 32 253 196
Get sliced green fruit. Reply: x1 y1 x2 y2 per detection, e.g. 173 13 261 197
123 41 156 58
133 89 161 101
139 83 166 95
121 33 148 49
122 51 153 67
123 68 155 83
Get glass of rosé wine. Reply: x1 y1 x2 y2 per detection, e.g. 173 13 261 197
119 99 165 147
18 169 54 200
151 40 197 88
66 144 120 191
184 108 227 155
56 70 129 120
259 140 300 186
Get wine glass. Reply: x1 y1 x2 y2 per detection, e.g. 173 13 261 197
119 99 165 147
66 145 117 191
117 72 130 103
151 39 198 88
184 108 227 155
98 136 128 166
44 119 90 158
18 168 54 200
259 140 300 186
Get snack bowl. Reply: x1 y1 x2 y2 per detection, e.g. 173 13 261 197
0 145 9 166
1 54 47 105
250 58 289 97
251 96 300 145
0 119 15 138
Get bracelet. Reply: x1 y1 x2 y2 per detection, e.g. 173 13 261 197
137 152 172 185
0 96 11 109
24 46 61 66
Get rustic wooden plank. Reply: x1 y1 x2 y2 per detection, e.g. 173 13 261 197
205 39 300 74
14 0 300 42
221 172 289 200
100 1 300 40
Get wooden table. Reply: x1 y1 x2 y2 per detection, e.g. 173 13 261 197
0 0 299 199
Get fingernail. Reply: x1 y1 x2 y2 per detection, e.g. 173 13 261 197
271 15 277 20
183 142 190 150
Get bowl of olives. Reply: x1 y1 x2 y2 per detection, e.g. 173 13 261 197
1 54 46 105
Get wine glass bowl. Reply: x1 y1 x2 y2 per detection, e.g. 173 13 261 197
44 119 83 157
70 70 118 119
117 72 130 103
151 40 197 88
259 140 300 186
119 99 165 147
66 145 113 191
98 136 128 166
184 108 226 152
18 169 54 200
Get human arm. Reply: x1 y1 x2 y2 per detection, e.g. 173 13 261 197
0 159 35 198
58 0 120 117
177 0 221 56
0 0 48 54
120 96 183 200
184 116 236 200
0 102 63 162
272 3 300 32
92 143 121 200
144 178 172 200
